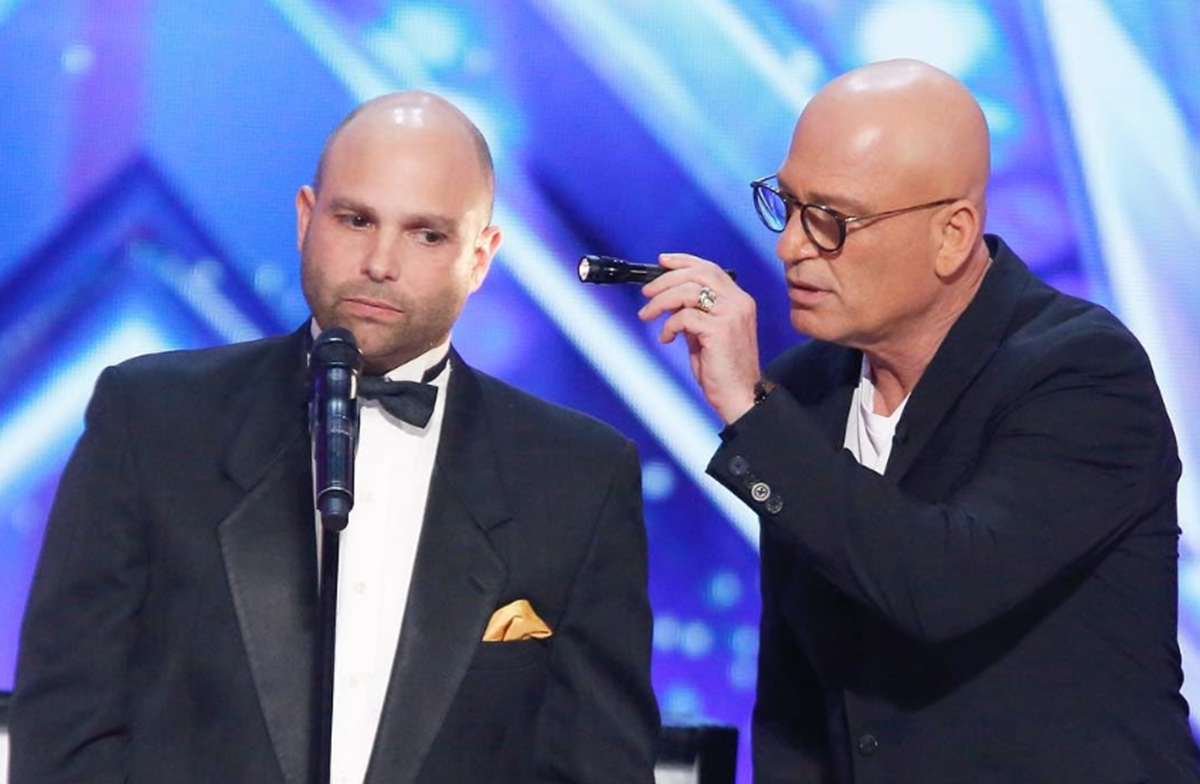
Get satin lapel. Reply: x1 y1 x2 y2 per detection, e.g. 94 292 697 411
885 237 1030 482
366 351 511 784
218 327 316 784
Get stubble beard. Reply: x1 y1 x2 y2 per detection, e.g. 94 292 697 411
301 251 464 372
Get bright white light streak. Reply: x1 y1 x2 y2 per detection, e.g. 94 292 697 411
267 0 761 547
266 0 500 165
0 0 28 25
0 320 171 503
692 0 814 110
158 258 266 345
529 0 780 267
263 0 395 100
1043 0 1200 716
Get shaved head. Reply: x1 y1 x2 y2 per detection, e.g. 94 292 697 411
296 90 503 372
313 91 495 221
776 59 993 376
800 58 990 219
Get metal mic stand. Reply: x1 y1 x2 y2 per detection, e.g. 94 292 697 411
309 327 362 784
314 515 345 784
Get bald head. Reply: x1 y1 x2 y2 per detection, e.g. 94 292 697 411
796 59 990 217
296 90 505 372
314 91 495 220
775 60 994 363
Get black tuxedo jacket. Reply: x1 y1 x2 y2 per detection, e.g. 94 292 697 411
11 328 658 784
709 236 1198 784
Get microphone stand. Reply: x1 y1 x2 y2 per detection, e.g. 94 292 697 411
314 519 343 784
308 328 362 784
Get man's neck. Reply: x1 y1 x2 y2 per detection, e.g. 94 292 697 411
864 250 991 416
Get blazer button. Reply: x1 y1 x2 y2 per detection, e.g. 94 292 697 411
729 455 750 476
765 496 783 515
750 481 771 502
857 733 879 756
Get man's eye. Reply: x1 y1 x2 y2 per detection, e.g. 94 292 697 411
416 230 445 245
338 214 371 229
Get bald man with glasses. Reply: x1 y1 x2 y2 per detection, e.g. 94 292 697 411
640 59 1198 784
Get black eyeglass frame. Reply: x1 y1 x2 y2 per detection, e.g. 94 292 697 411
751 175 958 252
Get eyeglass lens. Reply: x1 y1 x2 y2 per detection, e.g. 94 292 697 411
754 184 788 231
800 205 843 251
754 183 844 251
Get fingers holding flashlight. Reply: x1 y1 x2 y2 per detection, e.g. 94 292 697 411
636 253 762 424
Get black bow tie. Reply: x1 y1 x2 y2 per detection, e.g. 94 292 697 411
357 354 450 428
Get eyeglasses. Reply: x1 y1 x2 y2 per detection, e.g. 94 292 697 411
751 175 957 253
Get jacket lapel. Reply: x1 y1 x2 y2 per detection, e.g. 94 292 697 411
217 328 317 784
810 349 860 450
885 236 1030 482
366 350 511 784
771 340 860 450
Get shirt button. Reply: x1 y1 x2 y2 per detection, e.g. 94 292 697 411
857 733 879 756
750 481 771 502
349 676 359 689
765 496 784 515
729 455 750 476
354 582 367 595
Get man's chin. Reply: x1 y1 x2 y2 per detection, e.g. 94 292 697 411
790 311 830 341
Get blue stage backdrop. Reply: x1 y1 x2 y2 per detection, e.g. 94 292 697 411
2 2 1200 781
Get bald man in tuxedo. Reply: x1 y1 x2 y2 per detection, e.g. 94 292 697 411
12 92 659 784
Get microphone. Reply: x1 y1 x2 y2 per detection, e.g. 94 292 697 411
309 327 364 532
578 255 737 284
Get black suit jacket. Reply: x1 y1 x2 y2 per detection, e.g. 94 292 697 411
708 236 1198 784
11 327 659 784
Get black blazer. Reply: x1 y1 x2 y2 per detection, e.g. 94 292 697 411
709 236 1198 784
11 328 659 784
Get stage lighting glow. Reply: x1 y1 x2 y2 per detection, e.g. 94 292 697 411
61 42 93 76
663 684 704 719
707 570 743 609
654 614 682 652
857 0 994 76
0 320 170 505
680 621 715 659
390 5 466 69
642 459 678 502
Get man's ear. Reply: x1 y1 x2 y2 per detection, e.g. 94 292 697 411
295 186 317 251
934 199 981 280
468 224 503 294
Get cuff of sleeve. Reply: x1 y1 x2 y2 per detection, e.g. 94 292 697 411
708 388 835 517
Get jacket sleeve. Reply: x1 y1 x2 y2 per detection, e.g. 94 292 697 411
708 327 1178 644
10 366 148 784
533 439 660 783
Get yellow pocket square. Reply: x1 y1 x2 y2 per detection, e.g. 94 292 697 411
483 599 553 642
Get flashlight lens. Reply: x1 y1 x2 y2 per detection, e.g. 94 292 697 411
578 258 591 281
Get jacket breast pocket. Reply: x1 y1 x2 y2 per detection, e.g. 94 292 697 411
468 637 550 670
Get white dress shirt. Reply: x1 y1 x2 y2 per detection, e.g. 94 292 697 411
316 335 451 784
843 356 910 475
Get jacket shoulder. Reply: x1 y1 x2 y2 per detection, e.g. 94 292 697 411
1004 274 1153 377
471 370 633 456
108 332 302 396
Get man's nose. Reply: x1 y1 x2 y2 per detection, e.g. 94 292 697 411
362 233 402 281
776 213 817 264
